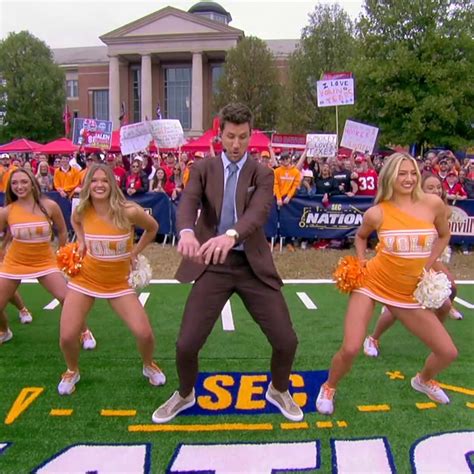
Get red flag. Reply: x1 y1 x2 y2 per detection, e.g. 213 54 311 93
63 104 71 137
212 116 220 137
119 101 128 127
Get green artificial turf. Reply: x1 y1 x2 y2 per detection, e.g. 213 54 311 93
0 282 472 472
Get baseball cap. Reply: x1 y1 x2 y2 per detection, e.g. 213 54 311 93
250 147 258 154
302 169 313 178
355 156 365 163
274 148 282 154
106 154 115 162
447 171 457 177
280 152 291 160
194 151 204 159
261 150 270 158
0 153 9 159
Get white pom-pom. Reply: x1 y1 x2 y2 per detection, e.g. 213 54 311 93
128 254 152 290
438 246 452 264
414 269 451 309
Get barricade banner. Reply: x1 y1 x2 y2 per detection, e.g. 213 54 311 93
280 195 373 239
129 192 172 236
1 194 473 243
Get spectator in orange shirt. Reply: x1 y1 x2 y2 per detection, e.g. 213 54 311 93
273 152 301 206
54 155 81 198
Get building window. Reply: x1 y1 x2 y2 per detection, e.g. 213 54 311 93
92 90 109 120
132 66 141 123
66 80 78 98
211 64 224 96
164 66 191 130
73 110 79 119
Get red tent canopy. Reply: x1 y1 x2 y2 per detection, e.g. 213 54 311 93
182 129 270 153
38 138 79 155
0 138 42 153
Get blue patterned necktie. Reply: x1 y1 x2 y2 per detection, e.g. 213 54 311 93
218 162 239 235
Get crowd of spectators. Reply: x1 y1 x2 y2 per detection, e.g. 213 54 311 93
0 145 472 251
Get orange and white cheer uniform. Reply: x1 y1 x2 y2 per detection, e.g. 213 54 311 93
68 207 135 298
0 202 59 279
354 201 438 308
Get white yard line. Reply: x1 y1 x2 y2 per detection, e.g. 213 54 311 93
138 293 150 307
221 300 235 331
454 297 474 309
43 299 60 310
296 292 318 309
23 279 474 285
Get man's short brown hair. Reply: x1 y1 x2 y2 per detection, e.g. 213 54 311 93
219 103 253 132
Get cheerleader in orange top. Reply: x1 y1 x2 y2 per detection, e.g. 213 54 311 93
0 168 68 343
363 173 464 358
316 153 457 415
58 163 166 395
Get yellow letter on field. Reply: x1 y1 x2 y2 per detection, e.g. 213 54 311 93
198 375 234 411
236 375 268 410
4 387 44 425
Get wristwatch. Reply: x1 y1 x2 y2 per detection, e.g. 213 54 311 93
225 229 239 240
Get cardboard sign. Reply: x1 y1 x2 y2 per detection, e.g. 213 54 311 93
149 120 185 148
72 118 113 149
317 78 355 107
340 120 379 154
306 134 338 158
120 120 185 155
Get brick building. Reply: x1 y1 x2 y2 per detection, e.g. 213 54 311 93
54 2 297 135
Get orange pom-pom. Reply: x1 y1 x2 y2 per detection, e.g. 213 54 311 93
333 256 366 293
56 242 83 277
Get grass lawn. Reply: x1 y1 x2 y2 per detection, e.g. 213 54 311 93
0 282 472 473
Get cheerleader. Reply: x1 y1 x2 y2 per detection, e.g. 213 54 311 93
58 164 165 395
317 154 457 415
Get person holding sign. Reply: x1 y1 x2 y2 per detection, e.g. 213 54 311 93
316 153 457 415
151 103 302 423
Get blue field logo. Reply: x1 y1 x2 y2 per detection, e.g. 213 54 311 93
183 370 328 416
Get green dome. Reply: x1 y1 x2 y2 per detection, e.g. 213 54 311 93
188 2 232 22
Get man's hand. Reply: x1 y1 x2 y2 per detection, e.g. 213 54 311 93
277 199 283 207
283 196 291 205
199 234 235 265
177 231 201 261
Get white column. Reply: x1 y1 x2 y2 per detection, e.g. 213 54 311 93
141 54 152 121
191 52 203 134
108 55 120 129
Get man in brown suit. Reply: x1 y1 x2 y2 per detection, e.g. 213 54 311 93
152 103 302 423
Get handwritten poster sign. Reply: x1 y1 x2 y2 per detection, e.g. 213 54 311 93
120 122 153 155
340 120 379 154
120 120 185 155
306 134 338 158
149 120 185 148
317 78 355 107
72 118 113 149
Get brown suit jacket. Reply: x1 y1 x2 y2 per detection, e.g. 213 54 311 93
175 156 282 290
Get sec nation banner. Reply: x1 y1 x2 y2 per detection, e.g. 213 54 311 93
279 195 373 239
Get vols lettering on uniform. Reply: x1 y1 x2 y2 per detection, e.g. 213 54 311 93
380 230 437 257
10 222 50 242
85 234 129 259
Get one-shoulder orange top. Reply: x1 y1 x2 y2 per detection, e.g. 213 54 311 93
68 206 135 298
0 202 59 279
354 201 438 308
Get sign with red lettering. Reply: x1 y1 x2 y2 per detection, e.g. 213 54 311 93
271 133 307 149
340 119 379 154
317 78 355 107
